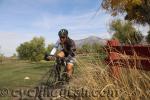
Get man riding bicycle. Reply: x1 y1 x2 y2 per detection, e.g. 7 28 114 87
47 29 76 82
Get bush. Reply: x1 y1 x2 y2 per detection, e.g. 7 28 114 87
16 37 46 62
110 19 143 45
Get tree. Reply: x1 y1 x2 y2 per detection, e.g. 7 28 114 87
16 37 46 61
101 0 150 25
0 46 3 64
81 44 92 53
81 43 103 53
45 44 54 54
16 42 31 60
12 53 17 57
146 30 150 43
91 43 102 53
0 54 3 64
110 19 143 44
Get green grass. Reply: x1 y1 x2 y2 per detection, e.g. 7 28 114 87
0 60 79 100
0 61 54 88
0 60 56 99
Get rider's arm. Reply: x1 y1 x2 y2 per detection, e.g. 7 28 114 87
71 39 76 52
68 39 76 57
50 40 60 56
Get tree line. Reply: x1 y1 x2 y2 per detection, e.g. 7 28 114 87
102 0 150 25
101 0 150 45
16 36 107 62
16 37 53 62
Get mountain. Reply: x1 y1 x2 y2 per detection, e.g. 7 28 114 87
74 36 107 48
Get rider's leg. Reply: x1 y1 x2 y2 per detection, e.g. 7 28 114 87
66 63 73 77
57 51 65 58
66 57 75 80
56 51 65 80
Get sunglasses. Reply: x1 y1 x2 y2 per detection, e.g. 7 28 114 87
60 36 66 39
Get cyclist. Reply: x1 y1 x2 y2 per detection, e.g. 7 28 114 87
47 29 76 81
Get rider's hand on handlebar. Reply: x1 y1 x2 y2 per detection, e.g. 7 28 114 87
47 55 55 60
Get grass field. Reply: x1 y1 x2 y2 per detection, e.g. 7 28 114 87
0 55 150 100
0 60 55 99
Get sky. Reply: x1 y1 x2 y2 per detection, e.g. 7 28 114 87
0 0 149 56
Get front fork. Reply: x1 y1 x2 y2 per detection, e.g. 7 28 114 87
56 57 69 81
56 57 65 81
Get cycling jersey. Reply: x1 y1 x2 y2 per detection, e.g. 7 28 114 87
50 37 76 57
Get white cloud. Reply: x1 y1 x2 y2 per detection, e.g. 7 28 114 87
32 10 113 36
33 9 113 41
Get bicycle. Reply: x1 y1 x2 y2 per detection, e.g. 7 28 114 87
39 55 74 87
34 55 75 100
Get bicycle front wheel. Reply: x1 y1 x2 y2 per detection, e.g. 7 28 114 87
45 64 58 87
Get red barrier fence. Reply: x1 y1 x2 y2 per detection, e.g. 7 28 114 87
105 39 150 78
